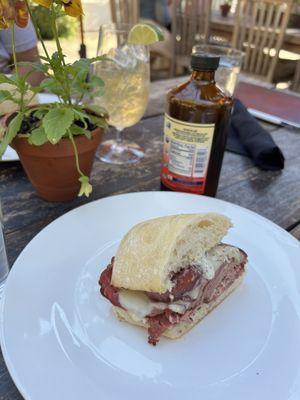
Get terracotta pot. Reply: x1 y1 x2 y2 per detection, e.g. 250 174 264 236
220 3 231 17
11 128 102 202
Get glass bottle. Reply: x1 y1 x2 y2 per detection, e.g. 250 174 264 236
161 54 233 197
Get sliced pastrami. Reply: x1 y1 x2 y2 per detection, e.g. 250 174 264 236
99 258 121 307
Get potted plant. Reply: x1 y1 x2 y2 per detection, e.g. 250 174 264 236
220 0 232 17
0 0 107 201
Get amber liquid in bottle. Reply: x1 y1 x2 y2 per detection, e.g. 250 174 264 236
161 67 233 197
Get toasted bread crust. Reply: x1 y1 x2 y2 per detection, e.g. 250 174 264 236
111 213 232 293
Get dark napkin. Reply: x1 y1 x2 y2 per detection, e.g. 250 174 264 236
226 99 285 170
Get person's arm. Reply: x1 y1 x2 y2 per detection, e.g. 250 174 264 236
1 21 44 86
15 46 44 86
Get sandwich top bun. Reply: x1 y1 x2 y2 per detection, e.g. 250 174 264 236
111 213 232 294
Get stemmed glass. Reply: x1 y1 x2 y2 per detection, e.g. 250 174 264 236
0 200 9 296
192 44 244 95
93 23 150 164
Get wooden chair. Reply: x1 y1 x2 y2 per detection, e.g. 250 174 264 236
170 0 212 76
232 0 293 83
110 0 139 25
291 60 300 92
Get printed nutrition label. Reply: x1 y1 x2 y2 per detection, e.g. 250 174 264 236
163 114 215 178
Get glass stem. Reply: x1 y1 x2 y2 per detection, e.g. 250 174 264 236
115 128 123 145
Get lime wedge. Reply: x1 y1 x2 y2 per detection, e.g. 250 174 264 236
128 23 164 45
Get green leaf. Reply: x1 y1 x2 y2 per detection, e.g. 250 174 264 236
73 109 89 128
18 61 50 74
49 51 65 71
30 85 44 95
28 126 48 146
88 115 107 128
43 107 74 144
0 90 13 102
0 113 23 158
39 55 50 62
33 108 49 120
89 55 109 64
31 62 50 74
70 124 91 139
84 104 108 118
72 58 90 71
40 77 63 94
0 74 16 85
89 75 105 88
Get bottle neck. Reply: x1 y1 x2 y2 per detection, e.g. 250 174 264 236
191 70 215 82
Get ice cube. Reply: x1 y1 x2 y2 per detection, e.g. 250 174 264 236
107 46 137 69
131 45 149 63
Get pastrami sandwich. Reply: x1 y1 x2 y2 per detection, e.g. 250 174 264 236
99 213 247 345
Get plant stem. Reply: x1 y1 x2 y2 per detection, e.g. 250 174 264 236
26 1 71 105
50 5 65 66
11 24 25 112
11 24 18 77
50 5 72 105
24 0 51 61
69 131 84 177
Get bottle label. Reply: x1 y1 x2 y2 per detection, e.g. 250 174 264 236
161 114 215 194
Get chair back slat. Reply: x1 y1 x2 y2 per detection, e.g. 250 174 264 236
261 4 282 76
243 2 259 70
232 0 293 82
237 1 250 50
255 3 275 74
171 0 212 75
110 0 139 24
249 2 266 73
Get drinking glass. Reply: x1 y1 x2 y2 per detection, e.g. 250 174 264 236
93 23 150 164
0 202 9 295
192 44 244 95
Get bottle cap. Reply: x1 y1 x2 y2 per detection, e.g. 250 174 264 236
190 54 220 71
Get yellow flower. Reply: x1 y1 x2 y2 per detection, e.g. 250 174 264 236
78 176 92 197
61 0 83 17
32 0 83 17
0 17 13 29
32 0 52 7
0 0 14 29
0 0 29 29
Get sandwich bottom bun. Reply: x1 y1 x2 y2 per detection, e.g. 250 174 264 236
113 272 245 340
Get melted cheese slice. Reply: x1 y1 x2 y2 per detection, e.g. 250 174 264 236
119 287 200 321
119 290 159 319
118 244 243 321
198 244 243 279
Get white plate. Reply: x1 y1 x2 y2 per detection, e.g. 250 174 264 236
37 93 59 105
1 145 18 162
1 93 59 162
1 192 300 400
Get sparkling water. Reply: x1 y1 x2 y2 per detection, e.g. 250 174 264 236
93 44 150 129
216 63 241 96
192 45 244 96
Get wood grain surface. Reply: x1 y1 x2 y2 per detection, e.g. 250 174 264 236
0 76 299 399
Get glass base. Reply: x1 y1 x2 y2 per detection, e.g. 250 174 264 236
0 275 7 299
97 139 144 164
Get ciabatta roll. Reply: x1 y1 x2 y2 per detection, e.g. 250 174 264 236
99 213 247 345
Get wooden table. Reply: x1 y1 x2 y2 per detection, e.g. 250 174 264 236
0 77 300 399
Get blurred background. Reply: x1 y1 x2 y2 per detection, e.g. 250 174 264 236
33 0 300 91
